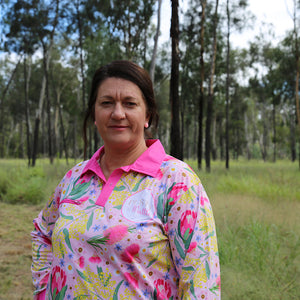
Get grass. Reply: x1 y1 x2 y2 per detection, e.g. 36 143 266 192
0 158 299 299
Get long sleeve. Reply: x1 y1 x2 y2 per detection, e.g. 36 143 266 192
163 170 220 299
31 180 62 298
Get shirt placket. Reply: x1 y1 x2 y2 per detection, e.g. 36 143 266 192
95 168 124 206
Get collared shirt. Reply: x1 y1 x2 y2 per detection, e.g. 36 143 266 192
31 139 220 300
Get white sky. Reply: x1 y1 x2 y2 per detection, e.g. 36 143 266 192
159 0 295 49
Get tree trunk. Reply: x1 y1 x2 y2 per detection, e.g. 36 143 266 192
290 112 296 161
149 0 162 83
44 48 54 164
0 57 21 158
31 73 46 167
198 0 206 170
244 112 251 160
76 0 86 113
205 0 219 172
272 100 276 162
24 56 32 166
293 0 300 168
58 96 69 165
225 0 230 169
212 114 217 160
170 0 182 159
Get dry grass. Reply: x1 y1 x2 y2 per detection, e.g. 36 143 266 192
0 159 299 299
0 202 43 300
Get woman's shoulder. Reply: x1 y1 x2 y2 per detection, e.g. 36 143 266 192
61 160 89 181
159 155 200 183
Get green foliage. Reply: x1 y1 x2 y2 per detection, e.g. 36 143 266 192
0 159 70 205
0 159 299 299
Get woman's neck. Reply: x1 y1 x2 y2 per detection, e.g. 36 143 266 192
100 141 148 179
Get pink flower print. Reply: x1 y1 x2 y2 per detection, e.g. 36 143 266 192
56 196 61 206
121 244 141 263
168 183 188 205
124 272 139 289
187 241 197 253
77 195 89 203
156 169 164 180
154 279 172 300
104 225 132 245
66 170 72 178
216 275 221 290
51 266 67 296
180 210 197 240
200 196 209 206
89 254 102 264
76 256 85 268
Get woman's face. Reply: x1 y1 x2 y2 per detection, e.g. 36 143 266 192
94 77 150 151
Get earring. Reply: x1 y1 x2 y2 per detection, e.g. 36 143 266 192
94 121 97 125
144 122 149 128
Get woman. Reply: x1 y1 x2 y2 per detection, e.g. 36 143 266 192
31 60 220 300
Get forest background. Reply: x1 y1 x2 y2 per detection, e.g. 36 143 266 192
1 0 300 169
0 0 300 299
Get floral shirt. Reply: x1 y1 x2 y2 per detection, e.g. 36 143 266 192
31 139 220 300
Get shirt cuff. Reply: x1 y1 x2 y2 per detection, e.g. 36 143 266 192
34 289 46 300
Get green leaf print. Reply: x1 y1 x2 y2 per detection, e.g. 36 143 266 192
66 177 92 200
86 212 94 231
146 257 158 268
184 231 194 250
189 280 196 298
36 244 43 260
132 176 146 192
182 266 195 272
113 205 123 210
57 285 68 300
87 235 109 250
157 193 164 221
153 288 158 300
113 280 124 300
174 236 186 260
76 269 92 283
205 260 211 279
60 212 73 220
63 228 73 253
74 295 90 300
205 231 215 240
114 185 126 191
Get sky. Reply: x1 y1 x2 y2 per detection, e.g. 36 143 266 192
159 0 295 49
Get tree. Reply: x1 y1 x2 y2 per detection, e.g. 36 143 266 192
205 0 219 172
170 0 182 159
149 0 162 82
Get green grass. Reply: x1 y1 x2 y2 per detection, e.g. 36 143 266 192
0 158 299 299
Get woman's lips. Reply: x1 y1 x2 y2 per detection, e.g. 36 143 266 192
108 125 128 130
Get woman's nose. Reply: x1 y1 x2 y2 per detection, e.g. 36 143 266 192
111 103 125 119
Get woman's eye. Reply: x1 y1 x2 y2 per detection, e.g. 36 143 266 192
101 101 112 106
125 102 136 107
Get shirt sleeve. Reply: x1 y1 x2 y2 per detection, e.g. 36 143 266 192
164 172 220 299
31 179 62 298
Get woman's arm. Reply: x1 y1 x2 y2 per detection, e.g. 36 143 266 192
165 177 221 299
31 187 61 299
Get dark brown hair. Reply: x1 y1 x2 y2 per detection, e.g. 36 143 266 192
83 60 159 157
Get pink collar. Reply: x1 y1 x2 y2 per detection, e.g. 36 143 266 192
81 139 166 181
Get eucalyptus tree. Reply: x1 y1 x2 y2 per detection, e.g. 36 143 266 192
3 0 41 165
170 0 182 159
223 0 251 168
205 0 219 172
291 0 300 168
100 0 156 63
279 32 300 161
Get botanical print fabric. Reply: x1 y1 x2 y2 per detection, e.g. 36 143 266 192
31 140 220 300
